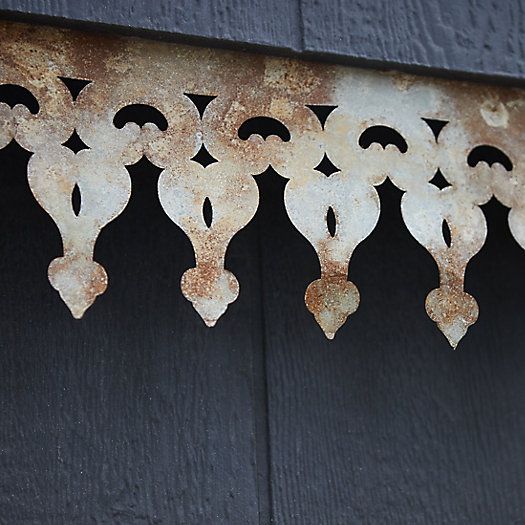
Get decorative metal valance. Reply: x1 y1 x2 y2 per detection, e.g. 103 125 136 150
1 21 524 348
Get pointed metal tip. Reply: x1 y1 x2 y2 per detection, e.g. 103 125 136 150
48 256 107 321
71 310 85 320
305 277 359 343
426 287 478 350
62 295 90 320
181 267 239 330
446 336 459 350
439 321 469 350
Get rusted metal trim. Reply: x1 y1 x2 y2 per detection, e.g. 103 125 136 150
1 20 524 348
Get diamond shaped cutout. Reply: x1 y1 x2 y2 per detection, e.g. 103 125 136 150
62 129 89 154
191 144 218 168
314 153 340 177
429 168 451 190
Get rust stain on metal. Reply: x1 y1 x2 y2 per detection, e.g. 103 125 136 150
1 21 525 348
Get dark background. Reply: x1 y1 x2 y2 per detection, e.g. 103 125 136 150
1 2 525 522
0 140 524 523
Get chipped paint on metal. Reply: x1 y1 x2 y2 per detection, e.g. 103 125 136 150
1 21 524 348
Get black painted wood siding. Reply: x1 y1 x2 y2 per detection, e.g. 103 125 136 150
1 145 525 524
1 2 525 523
0 0 524 82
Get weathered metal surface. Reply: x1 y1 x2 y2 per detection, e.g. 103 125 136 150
1 21 524 348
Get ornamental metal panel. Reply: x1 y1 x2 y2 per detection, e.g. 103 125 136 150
1 20 524 348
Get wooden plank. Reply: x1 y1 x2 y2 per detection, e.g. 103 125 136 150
300 0 525 81
0 143 268 523
258 171 525 523
1 0 524 80
0 0 302 52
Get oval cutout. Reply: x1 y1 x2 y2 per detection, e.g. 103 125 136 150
203 197 213 228
442 219 451 247
72 184 81 216
327 206 337 237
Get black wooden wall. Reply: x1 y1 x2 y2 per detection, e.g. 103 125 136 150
1 141 525 523
0 0 524 82
1 1 525 523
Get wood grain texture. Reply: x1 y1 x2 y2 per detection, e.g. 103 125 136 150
0 0 524 80
0 0 302 51
1 140 525 522
300 0 525 79
0 145 267 524
258 171 525 524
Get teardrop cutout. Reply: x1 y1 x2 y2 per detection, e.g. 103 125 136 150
327 206 336 237
203 197 213 228
72 184 81 216
442 219 451 247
